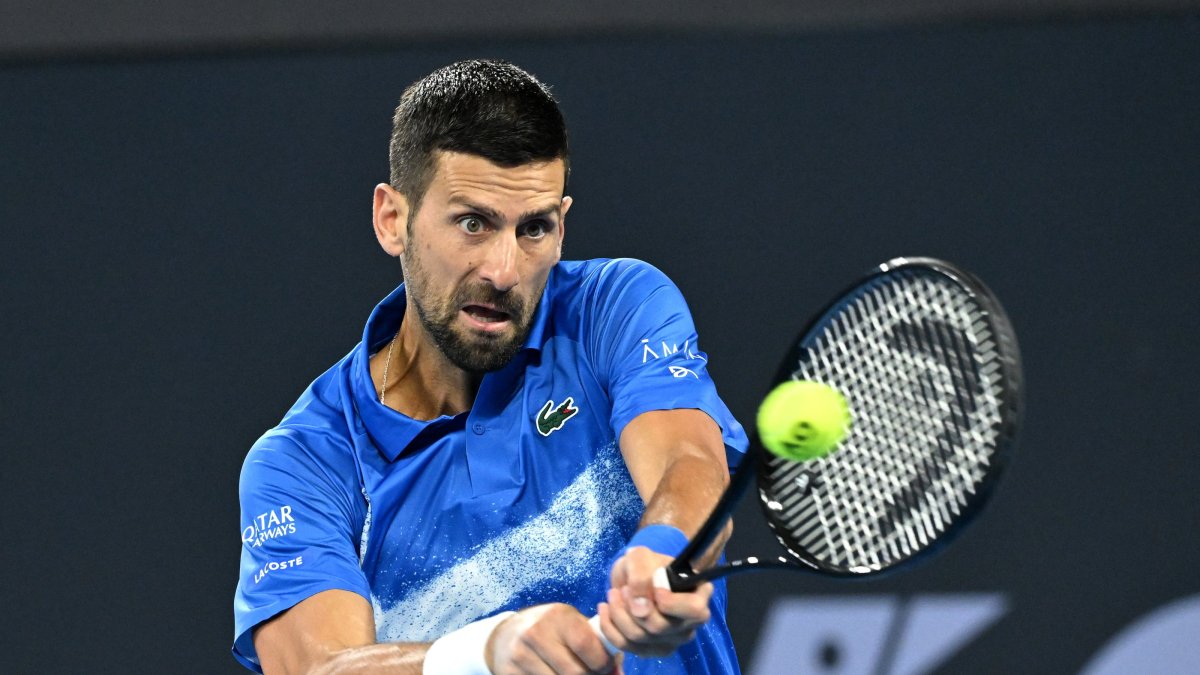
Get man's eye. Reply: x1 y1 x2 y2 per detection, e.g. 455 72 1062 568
458 216 485 234
523 221 548 239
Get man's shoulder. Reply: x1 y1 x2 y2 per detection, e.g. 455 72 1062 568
277 353 354 428
553 258 676 306
240 423 362 499
542 259 688 368
241 351 362 489
557 257 668 282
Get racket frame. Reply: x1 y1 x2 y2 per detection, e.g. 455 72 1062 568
664 257 1022 591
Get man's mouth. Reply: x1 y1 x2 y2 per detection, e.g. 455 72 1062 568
461 304 513 330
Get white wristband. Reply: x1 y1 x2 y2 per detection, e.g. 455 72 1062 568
423 611 515 675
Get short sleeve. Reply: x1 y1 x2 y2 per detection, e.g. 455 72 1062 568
586 259 749 467
232 431 371 672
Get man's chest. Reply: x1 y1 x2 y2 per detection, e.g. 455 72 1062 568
356 348 645 640
361 439 643 641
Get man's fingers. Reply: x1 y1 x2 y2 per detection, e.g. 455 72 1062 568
618 581 704 637
524 634 595 674
651 582 713 624
506 651 559 675
622 584 654 619
558 612 619 673
605 588 679 657
490 604 619 675
604 545 714 660
607 588 649 644
617 547 664 619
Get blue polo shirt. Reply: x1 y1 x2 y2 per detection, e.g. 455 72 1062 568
233 258 748 673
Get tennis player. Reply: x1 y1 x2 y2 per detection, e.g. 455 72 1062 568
233 59 748 674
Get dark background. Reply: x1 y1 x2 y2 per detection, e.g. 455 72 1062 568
2 5 1199 674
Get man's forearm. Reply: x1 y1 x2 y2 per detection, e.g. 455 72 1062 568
639 450 731 569
305 643 428 675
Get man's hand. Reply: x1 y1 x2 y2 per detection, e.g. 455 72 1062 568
486 603 622 675
596 546 713 658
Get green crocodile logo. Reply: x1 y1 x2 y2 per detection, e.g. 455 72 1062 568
536 397 579 436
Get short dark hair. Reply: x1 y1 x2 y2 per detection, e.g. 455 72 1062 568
389 59 570 210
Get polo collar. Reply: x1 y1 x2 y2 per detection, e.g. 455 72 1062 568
351 270 555 461
521 273 552 353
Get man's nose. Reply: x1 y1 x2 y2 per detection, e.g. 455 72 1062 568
476 233 519 292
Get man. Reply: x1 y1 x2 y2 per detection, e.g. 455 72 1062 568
234 59 747 674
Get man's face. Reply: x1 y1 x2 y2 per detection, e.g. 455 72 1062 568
400 151 569 373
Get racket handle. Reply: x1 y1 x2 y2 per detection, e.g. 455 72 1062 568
653 566 677 591
588 615 620 655
587 567 674 655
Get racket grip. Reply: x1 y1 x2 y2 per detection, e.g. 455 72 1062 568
653 566 676 591
587 567 674 655
588 615 620 656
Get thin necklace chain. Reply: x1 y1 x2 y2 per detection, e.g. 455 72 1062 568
379 327 402 405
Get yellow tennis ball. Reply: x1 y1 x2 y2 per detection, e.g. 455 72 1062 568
757 380 851 461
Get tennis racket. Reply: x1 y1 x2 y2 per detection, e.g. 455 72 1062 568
590 256 1021 645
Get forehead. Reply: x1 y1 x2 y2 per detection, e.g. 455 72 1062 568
425 151 566 211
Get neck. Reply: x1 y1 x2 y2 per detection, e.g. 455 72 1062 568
370 308 480 420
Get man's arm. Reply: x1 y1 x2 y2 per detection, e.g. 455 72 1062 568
597 407 731 656
254 590 618 675
620 408 731 562
254 590 425 675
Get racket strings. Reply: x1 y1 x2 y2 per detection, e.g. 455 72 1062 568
762 270 1008 573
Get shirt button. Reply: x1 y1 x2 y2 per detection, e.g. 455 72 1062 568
472 423 486 435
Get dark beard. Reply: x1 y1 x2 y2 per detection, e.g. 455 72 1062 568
403 247 534 374
412 284 531 373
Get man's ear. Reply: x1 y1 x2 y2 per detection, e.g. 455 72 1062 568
373 184 410 257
